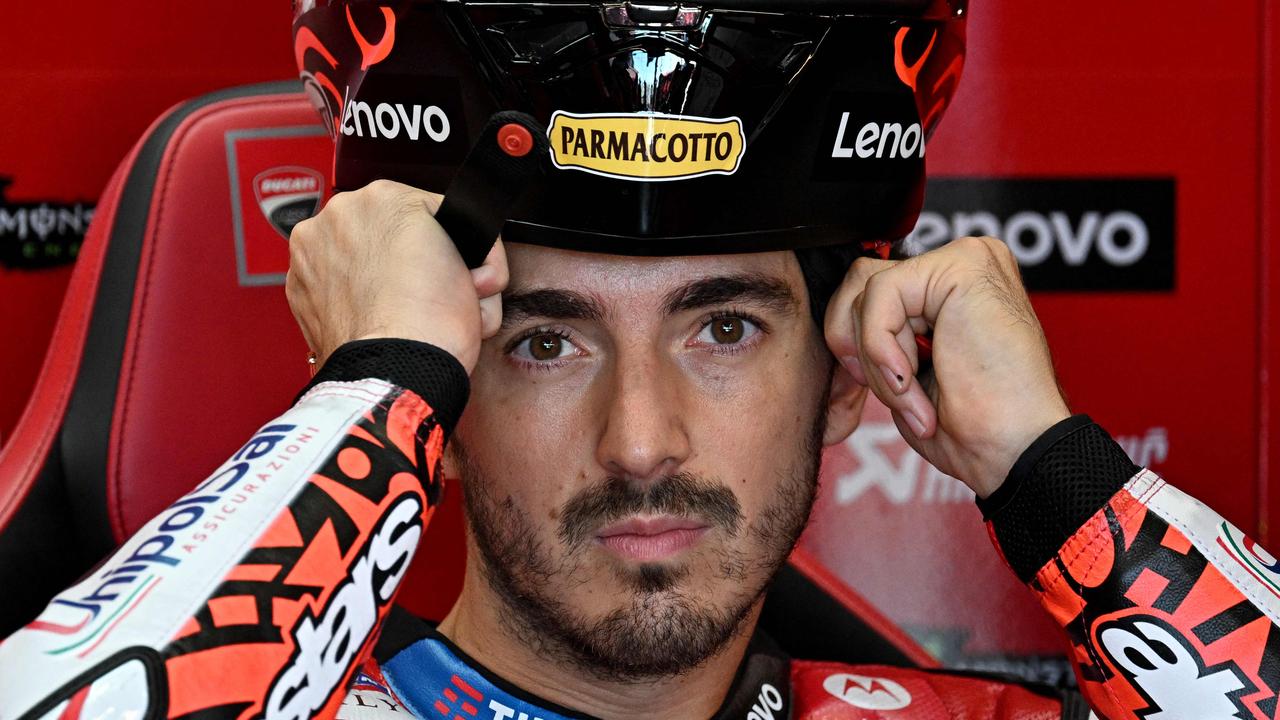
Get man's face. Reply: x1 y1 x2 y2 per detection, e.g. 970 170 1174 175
451 244 849 679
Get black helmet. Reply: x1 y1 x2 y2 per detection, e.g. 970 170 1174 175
292 0 967 256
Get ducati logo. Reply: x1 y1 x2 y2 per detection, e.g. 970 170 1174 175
254 166 324 239
821 673 912 710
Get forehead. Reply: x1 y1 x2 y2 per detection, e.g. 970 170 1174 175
503 243 804 299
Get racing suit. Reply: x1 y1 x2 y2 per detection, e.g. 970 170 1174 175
1 339 1276 719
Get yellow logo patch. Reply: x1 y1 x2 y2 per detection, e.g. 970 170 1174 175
547 111 746 182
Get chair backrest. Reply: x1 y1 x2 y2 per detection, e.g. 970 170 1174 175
0 82 931 670
0 81 467 637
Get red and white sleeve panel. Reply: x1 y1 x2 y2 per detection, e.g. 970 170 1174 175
0 378 448 720
1026 471 1280 720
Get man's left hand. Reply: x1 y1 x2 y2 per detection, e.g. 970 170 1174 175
824 236 1071 498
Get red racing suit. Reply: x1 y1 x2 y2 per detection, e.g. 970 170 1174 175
0 339 1276 719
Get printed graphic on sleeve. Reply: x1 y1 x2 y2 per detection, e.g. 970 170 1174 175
1030 473 1280 719
22 649 166 720
1218 523 1280 603
1095 614 1254 719
157 389 445 719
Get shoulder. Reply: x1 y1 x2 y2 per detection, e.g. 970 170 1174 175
789 660 1088 719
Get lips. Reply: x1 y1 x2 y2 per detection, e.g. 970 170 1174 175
595 516 709 562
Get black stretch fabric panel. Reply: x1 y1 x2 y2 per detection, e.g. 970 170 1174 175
300 339 471 437
59 81 303 557
977 415 1139 583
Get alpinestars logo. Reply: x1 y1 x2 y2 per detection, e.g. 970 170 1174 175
821 673 912 710
1097 614 1254 719
254 167 324 239
262 492 424 720
834 418 972 506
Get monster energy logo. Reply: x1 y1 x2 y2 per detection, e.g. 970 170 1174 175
0 177 94 268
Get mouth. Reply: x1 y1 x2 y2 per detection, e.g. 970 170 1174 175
595 515 710 563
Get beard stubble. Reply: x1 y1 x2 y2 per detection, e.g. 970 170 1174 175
452 400 828 682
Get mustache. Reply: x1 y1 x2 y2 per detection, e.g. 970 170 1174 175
558 472 744 550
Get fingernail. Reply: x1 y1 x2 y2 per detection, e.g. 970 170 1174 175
840 355 868 385
880 364 906 392
903 409 928 437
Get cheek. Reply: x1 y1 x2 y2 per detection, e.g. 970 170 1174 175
454 369 595 533
467 348 596 444
683 349 825 509
684 345 824 446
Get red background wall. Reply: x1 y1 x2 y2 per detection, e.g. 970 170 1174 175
0 0 1275 674
0 3 297 447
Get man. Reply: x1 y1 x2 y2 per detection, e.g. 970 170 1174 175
2 1 1278 719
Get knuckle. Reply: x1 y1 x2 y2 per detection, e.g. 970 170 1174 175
419 190 444 214
324 189 351 212
849 256 878 278
980 235 1014 261
862 268 888 295
365 178 395 197
287 224 306 248
953 235 988 254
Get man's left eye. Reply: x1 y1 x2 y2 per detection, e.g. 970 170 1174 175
696 316 760 345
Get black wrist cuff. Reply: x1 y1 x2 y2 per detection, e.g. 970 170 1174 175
297 339 470 437
977 414 1140 582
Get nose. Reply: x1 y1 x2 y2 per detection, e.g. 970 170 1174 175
594 351 692 484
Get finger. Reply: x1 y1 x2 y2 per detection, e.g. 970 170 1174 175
897 379 937 439
825 256 896 378
851 272 939 439
851 315 933 439
841 292 870 385
471 237 509 298
849 289 900 404
857 263 931 395
478 294 503 339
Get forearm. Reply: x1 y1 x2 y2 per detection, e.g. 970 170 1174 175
0 340 466 720
984 416 1277 719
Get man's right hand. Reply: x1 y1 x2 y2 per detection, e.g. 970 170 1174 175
285 179 508 374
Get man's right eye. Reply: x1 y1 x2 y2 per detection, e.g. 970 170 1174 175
512 331 578 363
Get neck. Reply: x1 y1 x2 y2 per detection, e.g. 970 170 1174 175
437 565 760 720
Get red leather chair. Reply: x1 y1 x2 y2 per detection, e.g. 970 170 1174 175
0 82 931 669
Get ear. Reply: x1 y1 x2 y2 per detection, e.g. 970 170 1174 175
823 361 868 447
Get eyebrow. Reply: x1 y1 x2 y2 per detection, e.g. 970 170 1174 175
500 272 799 329
501 288 607 329
660 273 799 316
